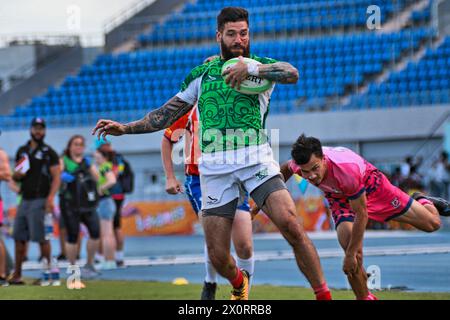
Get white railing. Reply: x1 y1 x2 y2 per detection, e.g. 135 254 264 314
0 33 105 49
0 33 80 48
103 0 156 33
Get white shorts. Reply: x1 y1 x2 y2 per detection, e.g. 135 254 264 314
199 160 281 211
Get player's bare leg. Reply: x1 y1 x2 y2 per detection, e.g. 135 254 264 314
393 200 441 232
337 221 371 299
231 210 253 260
202 213 249 300
202 214 236 278
197 214 218 299
231 209 254 287
261 189 330 299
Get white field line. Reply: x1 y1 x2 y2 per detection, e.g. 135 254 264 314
254 231 431 241
22 244 450 270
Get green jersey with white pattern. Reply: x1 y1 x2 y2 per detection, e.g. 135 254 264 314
176 54 277 153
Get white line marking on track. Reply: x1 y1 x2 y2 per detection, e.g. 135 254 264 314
22 243 450 270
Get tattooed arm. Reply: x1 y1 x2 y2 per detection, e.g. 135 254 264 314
92 96 194 138
257 62 299 84
222 57 299 89
124 96 193 134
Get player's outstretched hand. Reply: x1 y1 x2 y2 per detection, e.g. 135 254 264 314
222 56 248 90
92 119 127 139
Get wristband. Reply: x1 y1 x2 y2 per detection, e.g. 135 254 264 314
247 61 260 77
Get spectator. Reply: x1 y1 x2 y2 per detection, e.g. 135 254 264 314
93 149 117 270
96 138 133 267
400 166 424 194
59 135 101 279
430 152 449 198
400 156 413 179
9 118 61 285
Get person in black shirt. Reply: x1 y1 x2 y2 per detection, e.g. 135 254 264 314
9 118 61 285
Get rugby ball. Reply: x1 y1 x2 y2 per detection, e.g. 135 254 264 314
221 57 273 95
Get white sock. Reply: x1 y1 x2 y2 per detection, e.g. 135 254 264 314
115 251 124 261
204 243 218 284
95 253 104 263
237 256 255 288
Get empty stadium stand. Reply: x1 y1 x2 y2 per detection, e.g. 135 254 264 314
343 37 450 109
0 0 446 130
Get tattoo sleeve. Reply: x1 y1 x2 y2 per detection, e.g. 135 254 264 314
124 96 194 134
258 62 299 84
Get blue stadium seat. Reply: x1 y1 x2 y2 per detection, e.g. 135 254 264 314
6 2 445 128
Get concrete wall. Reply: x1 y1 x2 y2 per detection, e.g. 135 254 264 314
0 46 84 116
438 0 450 36
82 47 104 65
0 45 35 92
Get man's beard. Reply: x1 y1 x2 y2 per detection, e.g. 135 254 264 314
31 132 45 143
221 39 250 61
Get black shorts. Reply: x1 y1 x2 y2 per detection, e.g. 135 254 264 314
60 200 100 244
113 198 124 229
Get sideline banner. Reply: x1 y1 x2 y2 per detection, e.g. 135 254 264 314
120 201 198 236
1 175 421 238
252 196 331 233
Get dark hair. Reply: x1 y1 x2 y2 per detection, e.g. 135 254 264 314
217 7 249 32
96 149 114 162
291 134 323 165
64 135 85 158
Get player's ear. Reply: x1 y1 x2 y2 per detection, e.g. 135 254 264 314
216 30 221 43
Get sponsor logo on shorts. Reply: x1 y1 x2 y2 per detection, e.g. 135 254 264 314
206 196 218 205
255 168 268 180
391 197 400 209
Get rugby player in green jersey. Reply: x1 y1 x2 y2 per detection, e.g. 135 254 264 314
93 7 331 300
